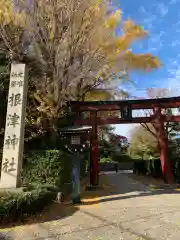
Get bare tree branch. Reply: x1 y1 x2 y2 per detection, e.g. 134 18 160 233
140 123 157 139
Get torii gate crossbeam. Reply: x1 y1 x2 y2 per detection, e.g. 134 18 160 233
69 96 180 186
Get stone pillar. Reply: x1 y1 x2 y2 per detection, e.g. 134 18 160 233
90 111 99 186
72 153 81 204
0 64 28 188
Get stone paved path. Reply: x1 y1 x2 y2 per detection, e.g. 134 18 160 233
1 171 180 240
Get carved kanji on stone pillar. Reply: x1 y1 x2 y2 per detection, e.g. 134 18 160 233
154 108 174 184
90 111 99 186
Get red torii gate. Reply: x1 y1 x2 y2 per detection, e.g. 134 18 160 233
69 96 180 186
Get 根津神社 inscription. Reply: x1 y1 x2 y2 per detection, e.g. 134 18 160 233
2 158 16 173
0 64 28 188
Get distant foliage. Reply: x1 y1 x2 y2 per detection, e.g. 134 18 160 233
128 125 159 159
129 125 180 181
168 139 180 182
100 156 114 163
133 158 163 177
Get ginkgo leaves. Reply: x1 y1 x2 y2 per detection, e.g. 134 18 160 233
106 9 122 29
0 0 161 116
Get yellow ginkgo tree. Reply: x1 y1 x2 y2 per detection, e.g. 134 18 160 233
0 0 161 123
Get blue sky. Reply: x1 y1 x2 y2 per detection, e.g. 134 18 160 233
112 0 180 138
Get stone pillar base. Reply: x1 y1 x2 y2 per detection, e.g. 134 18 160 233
85 185 103 191
72 196 82 204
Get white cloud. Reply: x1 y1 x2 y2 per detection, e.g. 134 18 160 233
172 19 180 27
138 6 146 14
166 65 180 96
137 5 157 31
169 40 180 47
170 0 180 4
156 3 168 17
151 34 162 43
143 14 157 30
114 59 180 137
147 33 164 53
171 20 180 34
171 60 179 67
147 44 163 53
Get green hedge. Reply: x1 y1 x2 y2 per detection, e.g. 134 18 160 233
133 160 148 175
171 158 180 183
23 150 89 187
0 185 57 222
100 156 115 163
22 150 72 187
133 158 163 177
111 153 132 163
132 157 180 182
0 149 89 222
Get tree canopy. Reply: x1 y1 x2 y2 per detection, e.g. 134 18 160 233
128 125 159 159
141 89 180 140
0 0 161 145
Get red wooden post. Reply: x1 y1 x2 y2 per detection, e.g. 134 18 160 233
154 108 174 184
90 111 99 186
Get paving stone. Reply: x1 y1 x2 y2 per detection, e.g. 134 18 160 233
2 172 180 240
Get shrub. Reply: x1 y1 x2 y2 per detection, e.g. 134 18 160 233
0 149 89 223
133 160 148 175
171 158 180 183
132 158 163 177
151 159 162 177
100 157 114 163
23 150 89 187
111 153 132 163
0 186 57 222
22 150 72 187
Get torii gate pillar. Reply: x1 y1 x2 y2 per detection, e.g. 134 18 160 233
90 111 99 186
154 108 174 184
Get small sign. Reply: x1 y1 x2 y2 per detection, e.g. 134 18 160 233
121 104 132 120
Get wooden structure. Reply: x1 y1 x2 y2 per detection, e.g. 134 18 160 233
69 96 180 185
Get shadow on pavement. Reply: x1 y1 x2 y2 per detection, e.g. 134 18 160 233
0 176 90 230
0 203 79 230
0 233 11 240
81 188 180 206
81 172 180 206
